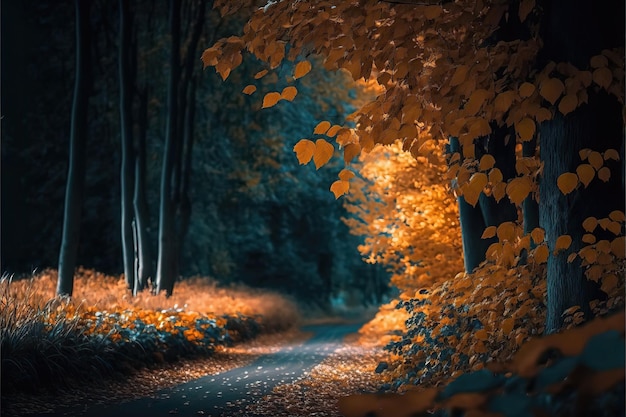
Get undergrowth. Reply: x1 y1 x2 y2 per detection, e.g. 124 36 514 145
0 268 300 394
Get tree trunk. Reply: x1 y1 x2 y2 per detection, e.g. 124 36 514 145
156 0 181 296
118 0 135 292
538 0 624 333
57 0 91 297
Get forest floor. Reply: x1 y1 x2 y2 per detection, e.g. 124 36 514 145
5 320 388 417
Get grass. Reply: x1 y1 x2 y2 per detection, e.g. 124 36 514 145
0 268 301 395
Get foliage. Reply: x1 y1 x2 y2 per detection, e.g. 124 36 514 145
0 269 300 393
339 311 625 417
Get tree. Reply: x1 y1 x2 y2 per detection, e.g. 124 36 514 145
203 0 624 331
57 0 92 296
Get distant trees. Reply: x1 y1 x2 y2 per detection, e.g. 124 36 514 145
57 0 92 296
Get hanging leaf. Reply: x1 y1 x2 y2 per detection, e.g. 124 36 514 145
533 244 549 263
463 172 488 207
501 317 515 334
604 149 620 161
424 5 443 19
262 91 282 108
515 118 536 141
582 234 597 244
519 82 536 98
590 55 609 68
554 235 572 252
475 329 488 340
450 65 469 87
494 90 516 113
330 180 350 199
611 237 625 258
314 121 331 135
558 94 578 115
579 148 593 160
254 69 269 79
338 169 355 181
293 139 316 165
313 139 335 169
593 67 613 89
343 143 361 164
464 89 489 116
497 222 516 242
597 166 611 182
530 227 545 244
557 172 578 194
582 217 598 232
327 125 342 137
481 226 497 239
609 210 625 222
601 274 619 294
539 78 565 105
576 164 595 187
281 86 298 101
479 154 496 171
294 60 312 79
489 168 503 184
242 85 257 95
506 177 532 205
518 0 536 22
588 151 604 170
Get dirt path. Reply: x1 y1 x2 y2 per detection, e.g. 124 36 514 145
25 322 368 417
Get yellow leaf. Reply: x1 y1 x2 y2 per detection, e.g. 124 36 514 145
497 222 517 242
609 210 625 222
558 94 578 115
262 92 282 108
519 82 536 98
518 0 535 22
582 217 598 232
494 90 516 113
531 227 545 244
555 235 572 252
294 60 312 79
576 164 595 187
489 168 503 184
314 121 331 135
343 143 361 164
492 182 507 202
338 169 355 181
588 151 604 170
450 65 469 87
557 172 578 194
611 237 625 258
506 177 532 205
281 86 298 101
479 154 496 171
593 67 613 89
597 166 611 182
330 180 350 199
533 244 549 263
242 85 257 95
313 139 335 169
254 69 269 79
540 78 565 105
482 226 497 239
515 118 536 141
604 149 620 161
463 172 488 207
501 317 515 334
293 139 316 165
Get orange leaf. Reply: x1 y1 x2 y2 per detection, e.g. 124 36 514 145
464 89 489 116
519 82 536 98
281 86 298 101
518 0 535 22
582 217 598 232
327 125 342 137
530 227 545 244
338 169 355 181
489 168 503 184
313 139 335 169
609 210 625 222
533 244 549 263
611 237 625 258
463 173 488 207
482 226 497 239
604 149 620 161
582 234 597 244
597 166 611 182
479 154 496 171
343 143 361 164
588 151 604 170
497 222 517 242
494 90 516 113
540 78 565 105
601 274 619 294
515 118 536 141
314 121 331 135
475 329 488 341
557 172 578 194
424 5 443 19
501 317 515 334
576 164 595 187
262 92 282 108
558 94 578 115
450 65 469 87
330 180 350 199
506 177 532 205
554 235 572 252
579 148 593 160
590 55 609 68
294 60 312 79
254 69 269 79
293 139 316 165
242 85 257 95
593 67 613 89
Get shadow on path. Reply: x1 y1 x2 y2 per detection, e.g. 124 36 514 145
30 322 364 417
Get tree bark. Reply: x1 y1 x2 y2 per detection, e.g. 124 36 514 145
156 0 181 296
57 0 92 297
118 0 135 292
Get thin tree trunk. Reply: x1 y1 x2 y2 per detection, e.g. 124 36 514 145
118 0 135 292
57 0 92 297
156 0 181 296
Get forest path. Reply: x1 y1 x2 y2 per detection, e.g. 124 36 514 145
35 322 364 417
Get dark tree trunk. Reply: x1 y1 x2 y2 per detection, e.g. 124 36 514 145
538 0 624 333
118 0 135 292
57 0 92 297
522 137 539 235
156 0 181 296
